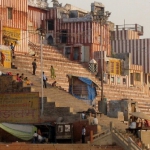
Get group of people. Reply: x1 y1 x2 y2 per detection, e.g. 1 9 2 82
16 73 32 85
82 111 98 125
129 116 150 130
32 59 56 88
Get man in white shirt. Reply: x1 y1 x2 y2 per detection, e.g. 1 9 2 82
93 116 98 125
129 122 136 129
82 126 86 143
81 112 85 119
43 72 47 88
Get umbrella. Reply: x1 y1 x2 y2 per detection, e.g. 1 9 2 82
130 112 150 120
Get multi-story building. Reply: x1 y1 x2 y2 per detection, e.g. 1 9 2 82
0 0 111 65
45 1 111 63
112 24 150 89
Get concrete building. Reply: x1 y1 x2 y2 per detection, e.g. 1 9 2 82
112 24 150 90
0 0 111 64
0 0 148 90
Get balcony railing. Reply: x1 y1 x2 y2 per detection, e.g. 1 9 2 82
115 24 143 35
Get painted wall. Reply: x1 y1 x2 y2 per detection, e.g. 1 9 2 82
0 0 28 52
112 39 150 74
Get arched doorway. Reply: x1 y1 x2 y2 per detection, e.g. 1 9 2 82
47 35 53 45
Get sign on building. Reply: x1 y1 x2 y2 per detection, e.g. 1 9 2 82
0 92 39 123
3 27 21 40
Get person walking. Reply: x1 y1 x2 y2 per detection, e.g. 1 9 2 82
82 126 86 143
10 43 15 57
43 72 47 88
32 59 37 75
50 65 56 79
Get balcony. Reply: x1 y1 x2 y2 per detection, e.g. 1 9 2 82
115 24 143 36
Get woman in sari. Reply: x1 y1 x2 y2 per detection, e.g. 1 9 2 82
50 65 56 79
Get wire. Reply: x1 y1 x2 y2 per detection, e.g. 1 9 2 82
2 22 109 42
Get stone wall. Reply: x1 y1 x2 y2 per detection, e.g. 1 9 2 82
107 99 139 121
0 76 31 93
73 120 97 142
139 130 150 147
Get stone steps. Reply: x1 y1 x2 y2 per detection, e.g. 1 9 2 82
0 67 90 120
13 45 150 115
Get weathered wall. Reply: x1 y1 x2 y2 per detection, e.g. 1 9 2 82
28 6 47 44
0 0 28 52
140 130 150 147
112 39 150 74
73 120 97 142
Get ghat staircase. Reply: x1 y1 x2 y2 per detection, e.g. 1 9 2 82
11 42 150 115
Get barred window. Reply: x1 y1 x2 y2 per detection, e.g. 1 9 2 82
116 62 120 75
8 7 12 20
47 20 54 30
110 62 114 73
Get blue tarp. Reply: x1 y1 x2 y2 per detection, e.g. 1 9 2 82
77 77 96 101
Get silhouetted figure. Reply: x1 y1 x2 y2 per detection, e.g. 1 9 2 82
32 59 37 75
52 81 57 87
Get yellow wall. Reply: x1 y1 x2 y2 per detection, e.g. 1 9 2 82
1 50 11 68
0 93 39 123
3 27 21 40
109 59 121 75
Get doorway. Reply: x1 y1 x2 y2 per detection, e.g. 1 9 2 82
61 30 68 43
64 47 71 59
47 35 53 45
130 73 134 85
73 47 80 61
131 103 136 112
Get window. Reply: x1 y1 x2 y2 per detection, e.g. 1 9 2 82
135 73 141 81
110 62 114 74
123 78 126 84
111 77 114 83
8 7 12 19
60 30 68 43
65 125 70 132
47 20 54 30
116 62 120 75
117 77 120 84
57 125 63 133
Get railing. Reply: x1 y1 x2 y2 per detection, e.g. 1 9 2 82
93 129 110 140
112 128 142 150
89 129 110 143
90 122 148 150
115 24 143 35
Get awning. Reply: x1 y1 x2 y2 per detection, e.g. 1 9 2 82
67 74 101 89
0 123 37 141
130 112 150 120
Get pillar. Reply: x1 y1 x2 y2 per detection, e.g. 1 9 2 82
0 20 2 44
90 130 93 143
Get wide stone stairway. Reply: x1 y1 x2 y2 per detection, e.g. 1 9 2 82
0 67 90 122
12 42 150 115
